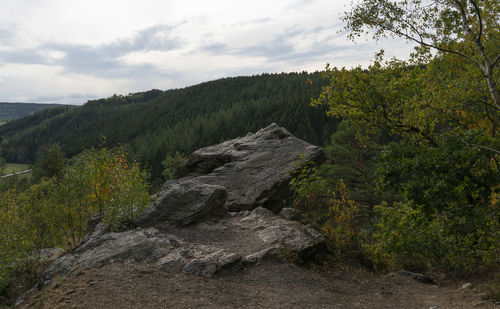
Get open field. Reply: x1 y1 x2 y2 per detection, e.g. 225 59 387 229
4 163 30 174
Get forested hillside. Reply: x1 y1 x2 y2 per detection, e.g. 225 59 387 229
0 72 337 180
0 103 63 122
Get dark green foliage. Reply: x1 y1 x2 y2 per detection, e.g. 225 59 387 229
0 73 337 182
161 152 187 180
320 120 384 208
366 133 500 272
289 159 362 255
0 175 31 193
32 145 66 182
377 134 500 216
308 57 499 273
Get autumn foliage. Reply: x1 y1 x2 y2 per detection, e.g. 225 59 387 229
0 147 150 297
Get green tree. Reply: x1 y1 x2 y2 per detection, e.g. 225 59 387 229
307 0 500 273
161 151 187 180
17 179 62 253
320 120 384 208
367 134 500 272
0 189 30 282
53 156 94 248
0 147 152 304
78 147 151 227
343 0 500 111
32 145 66 181
313 52 498 146
0 158 5 176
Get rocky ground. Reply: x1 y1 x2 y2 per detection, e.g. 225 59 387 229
13 124 499 308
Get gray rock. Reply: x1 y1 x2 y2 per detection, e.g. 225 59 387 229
45 228 181 281
43 125 325 283
242 247 278 264
135 179 228 228
185 123 323 212
279 207 302 221
80 222 110 245
179 246 240 276
239 207 324 254
45 207 324 280
399 269 435 284
34 248 65 263
461 282 473 290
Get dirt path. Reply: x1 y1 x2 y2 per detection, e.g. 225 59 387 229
23 260 497 309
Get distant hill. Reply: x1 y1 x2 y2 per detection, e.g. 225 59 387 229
0 102 65 122
0 72 338 181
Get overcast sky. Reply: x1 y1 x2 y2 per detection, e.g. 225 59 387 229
0 0 415 105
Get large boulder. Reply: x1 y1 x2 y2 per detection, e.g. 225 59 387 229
45 207 323 281
43 124 325 284
185 123 323 212
135 179 228 228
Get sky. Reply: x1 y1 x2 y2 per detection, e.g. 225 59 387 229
0 0 416 105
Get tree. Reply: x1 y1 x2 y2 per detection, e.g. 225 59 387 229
343 0 499 111
317 120 385 208
307 0 500 272
161 151 187 180
32 145 66 181
78 147 151 227
0 158 5 176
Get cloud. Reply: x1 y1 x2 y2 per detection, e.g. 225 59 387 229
42 24 183 76
0 24 184 79
285 0 316 11
0 24 16 45
227 18 272 28
0 49 47 65
199 24 347 65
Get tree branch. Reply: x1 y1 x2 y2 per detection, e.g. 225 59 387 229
492 55 500 68
469 0 483 44
381 24 484 70
459 138 500 154
453 0 491 73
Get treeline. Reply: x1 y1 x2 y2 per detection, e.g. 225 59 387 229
0 103 63 122
0 72 337 182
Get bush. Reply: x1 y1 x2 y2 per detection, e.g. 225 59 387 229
363 199 499 274
161 151 187 180
0 147 152 304
367 135 500 273
289 160 361 253
78 148 151 228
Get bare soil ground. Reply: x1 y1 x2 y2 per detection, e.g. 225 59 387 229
22 260 498 309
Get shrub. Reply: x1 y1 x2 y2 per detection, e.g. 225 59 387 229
363 200 500 273
290 160 361 253
0 147 152 304
161 151 187 180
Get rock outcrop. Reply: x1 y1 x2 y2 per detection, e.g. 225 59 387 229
136 179 228 228
44 124 324 282
184 123 323 212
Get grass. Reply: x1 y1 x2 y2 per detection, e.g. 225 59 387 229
4 163 30 175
